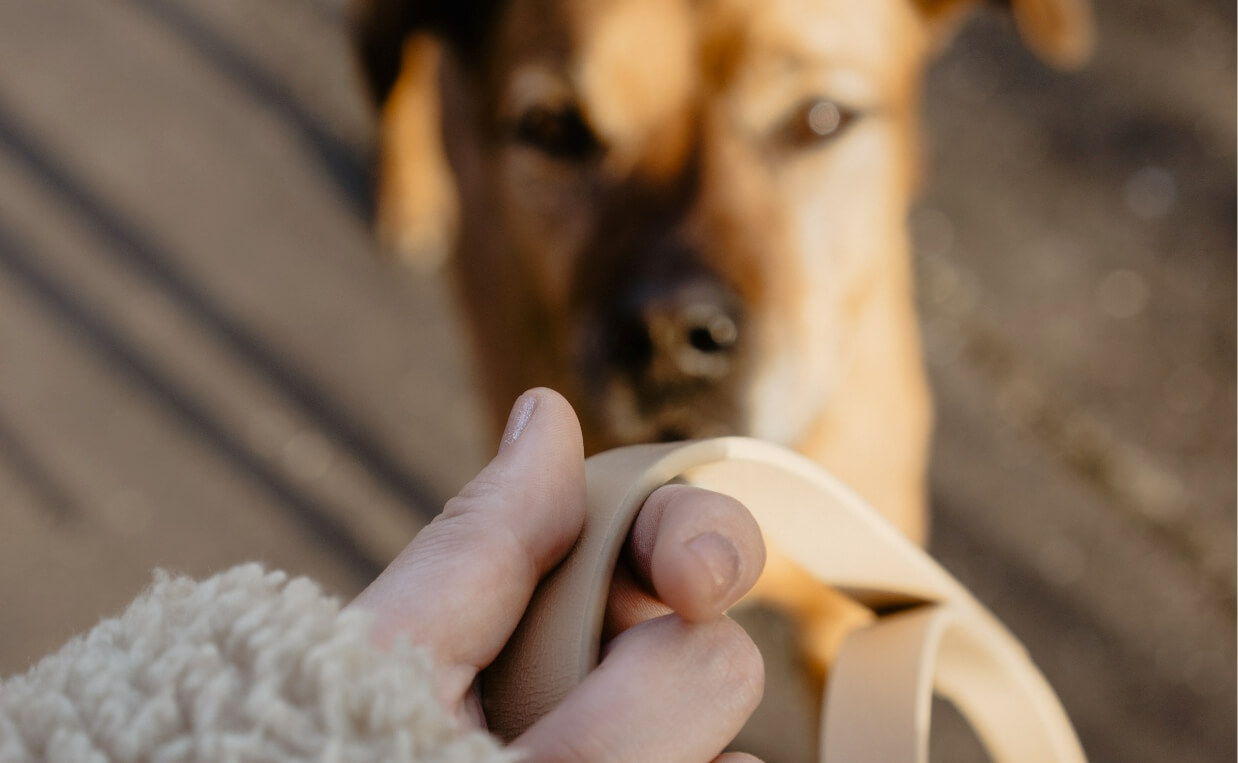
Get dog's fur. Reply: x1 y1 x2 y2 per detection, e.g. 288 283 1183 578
354 0 1091 733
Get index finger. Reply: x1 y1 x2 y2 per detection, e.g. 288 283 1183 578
604 485 766 638
630 485 766 621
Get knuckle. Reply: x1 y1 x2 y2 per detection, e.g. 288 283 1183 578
443 473 507 516
420 503 538 589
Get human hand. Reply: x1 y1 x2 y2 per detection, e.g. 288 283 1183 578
351 388 766 762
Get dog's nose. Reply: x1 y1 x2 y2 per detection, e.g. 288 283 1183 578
617 281 742 382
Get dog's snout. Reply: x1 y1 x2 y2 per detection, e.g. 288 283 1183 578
618 280 742 382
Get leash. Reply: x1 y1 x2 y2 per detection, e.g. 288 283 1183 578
481 437 1086 762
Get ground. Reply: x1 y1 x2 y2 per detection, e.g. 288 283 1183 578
0 1 1233 760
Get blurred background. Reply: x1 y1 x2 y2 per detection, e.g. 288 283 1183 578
0 0 1232 760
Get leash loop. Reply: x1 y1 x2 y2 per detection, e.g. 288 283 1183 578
482 437 1086 762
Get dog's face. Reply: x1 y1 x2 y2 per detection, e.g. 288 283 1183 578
435 0 934 452
358 0 1092 470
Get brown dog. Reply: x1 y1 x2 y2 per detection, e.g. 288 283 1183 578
353 0 1092 739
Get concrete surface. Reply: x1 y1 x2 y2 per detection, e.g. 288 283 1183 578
0 0 1232 761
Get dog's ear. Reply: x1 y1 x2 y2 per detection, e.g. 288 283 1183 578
351 0 499 106
352 0 425 106
917 0 1095 69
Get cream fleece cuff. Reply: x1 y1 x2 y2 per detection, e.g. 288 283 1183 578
0 564 516 763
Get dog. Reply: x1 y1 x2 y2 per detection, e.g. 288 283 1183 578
353 0 1092 748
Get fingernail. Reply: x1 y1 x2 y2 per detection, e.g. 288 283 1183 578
686 532 740 604
500 392 538 451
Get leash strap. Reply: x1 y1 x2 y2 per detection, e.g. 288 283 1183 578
481 437 1086 762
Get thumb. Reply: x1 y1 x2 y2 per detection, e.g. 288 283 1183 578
353 388 587 670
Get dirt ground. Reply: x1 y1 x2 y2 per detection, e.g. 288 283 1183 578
0 1 1233 761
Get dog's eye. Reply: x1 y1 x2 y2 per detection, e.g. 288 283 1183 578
781 99 857 149
512 104 600 161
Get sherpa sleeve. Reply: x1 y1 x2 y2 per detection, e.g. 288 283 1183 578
0 564 518 763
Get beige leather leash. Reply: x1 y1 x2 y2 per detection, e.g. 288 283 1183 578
482 437 1086 762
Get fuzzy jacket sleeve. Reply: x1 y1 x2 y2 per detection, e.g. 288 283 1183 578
0 564 517 763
